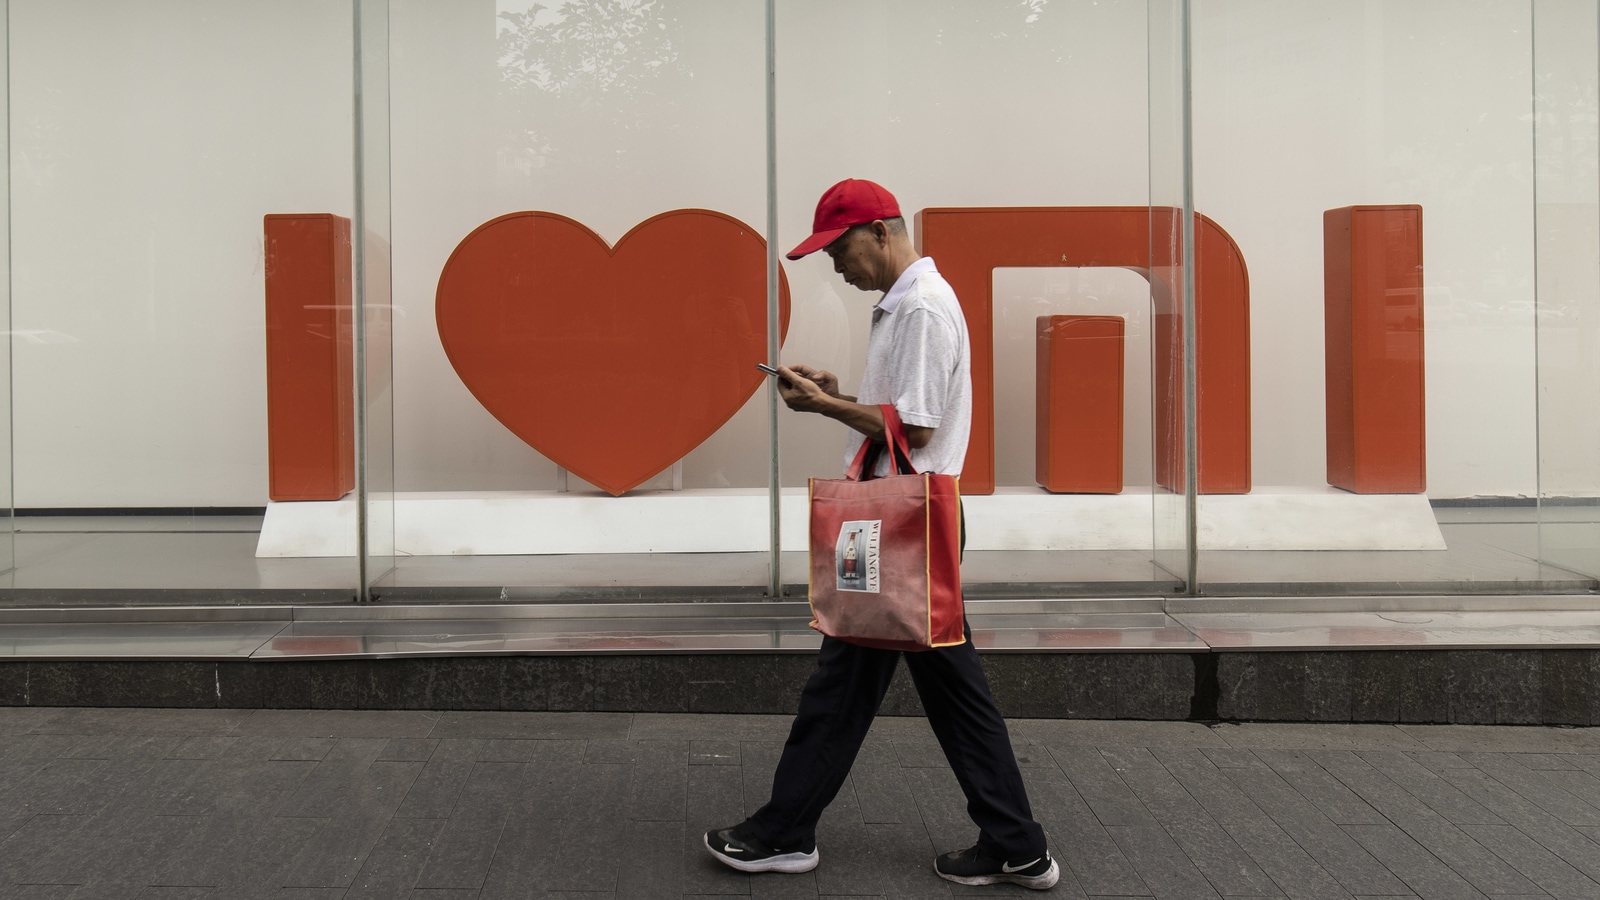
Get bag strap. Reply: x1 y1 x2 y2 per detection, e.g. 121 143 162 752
845 405 919 481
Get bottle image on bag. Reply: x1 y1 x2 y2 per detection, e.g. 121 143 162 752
835 521 881 593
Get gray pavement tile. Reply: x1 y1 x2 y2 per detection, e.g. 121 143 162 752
272 737 339 761
1221 770 1409 896
221 736 290 760
1105 825 1222 899
0 757 109 826
855 738 897 769
1395 726 1600 753
378 738 439 762
1050 745 1157 828
864 717 938 742
854 763 921 826
889 740 948 769
0 813 90 885
617 821 685 899
1403 751 1475 774
1098 746 1164 771
689 740 741 766
414 812 510 890
1222 821 1353 900
1573 754 1600 777
166 736 238 760
1383 817 1540 896
583 740 637 765
476 739 539 763
478 807 564 898
1199 748 1268 769
33 813 210 889
901 766 968 854
682 765 750 898
154 812 327 895
272 891 347 899
343 816 447 900
157 758 319 817
1512 753 1580 770
1458 753 1600 826
1114 763 1282 897
1019 767 1147 896
541 763 630 894
275 739 394 819
630 714 794 741
629 741 688 823
1341 823 1489 900
861 822 947 899
1438 768 1600 884
238 710 442 739
1007 719 1226 748
393 741 486 820
0 706 65 734
751 870 821 900
31 709 250 736
429 711 630 741
276 761 427 887
1349 751 1506 826
1461 822 1600 900
132 888 215 899
739 741 783 821
1266 764 1386 827
1535 769 1600 814
1212 724 1426 751
1152 753 1275 827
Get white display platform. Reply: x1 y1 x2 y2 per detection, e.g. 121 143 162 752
256 486 1446 558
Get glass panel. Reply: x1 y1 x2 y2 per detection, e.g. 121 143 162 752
5 0 360 602
375 0 771 599
775 0 1177 597
357 0 396 598
1150 0 1196 589
1534 0 1600 580
1191 1 1594 595
0 0 11 578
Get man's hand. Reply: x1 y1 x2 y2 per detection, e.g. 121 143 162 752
785 364 842 399
774 365 834 413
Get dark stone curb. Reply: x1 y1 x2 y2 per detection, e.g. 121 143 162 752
1 650 1596 724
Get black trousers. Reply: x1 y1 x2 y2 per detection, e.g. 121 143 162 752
747 619 1048 860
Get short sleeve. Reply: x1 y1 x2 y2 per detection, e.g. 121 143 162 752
886 306 960 429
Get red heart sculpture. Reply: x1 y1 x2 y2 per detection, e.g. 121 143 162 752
436 209 791 496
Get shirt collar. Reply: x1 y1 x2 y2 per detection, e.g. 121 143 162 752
874 257 938 316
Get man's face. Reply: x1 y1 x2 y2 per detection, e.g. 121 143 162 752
823 223 887 293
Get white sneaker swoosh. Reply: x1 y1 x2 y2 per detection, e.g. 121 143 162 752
1002 856 1043 874
723 844 744 854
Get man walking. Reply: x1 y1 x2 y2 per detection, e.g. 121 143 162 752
703 179 1058 891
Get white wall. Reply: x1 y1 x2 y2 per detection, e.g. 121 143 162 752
8 0 1590 506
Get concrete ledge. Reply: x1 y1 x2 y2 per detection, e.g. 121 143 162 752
5 650 1599 724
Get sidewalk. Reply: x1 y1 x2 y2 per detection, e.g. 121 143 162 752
0 708 1597 899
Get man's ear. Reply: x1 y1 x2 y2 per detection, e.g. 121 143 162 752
871 220 891 245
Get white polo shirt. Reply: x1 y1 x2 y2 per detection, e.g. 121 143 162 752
843 257 973 477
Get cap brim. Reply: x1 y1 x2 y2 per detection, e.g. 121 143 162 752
785 226 849 261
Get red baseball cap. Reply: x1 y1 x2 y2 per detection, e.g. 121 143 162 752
785 179 902 261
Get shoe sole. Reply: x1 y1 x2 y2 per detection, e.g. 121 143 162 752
937 858 1060 890
703 833 820 873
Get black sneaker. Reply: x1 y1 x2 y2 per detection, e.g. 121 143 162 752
704 822 819 873
935 844 1059 890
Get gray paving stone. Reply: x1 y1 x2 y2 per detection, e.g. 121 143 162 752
1460 823 1600 900
31 708 249 736
1349 750 1506 825
344 816 448 899
1221 769 1409 896
272 737 339 761
1341 822 1488 900
429 711 631 741
1114 763 1282 897
1050 745 1157 828
1457 753 1600 826
1153 753 1275 827
237 709 442 739
681 764 749 898
630 713 794 741
393 740 486 820
689 740 741 766
1439 768 1600 884
1020 767 1148 897
1106 824 1222 898
1222 821 1352 900
379 738 440 761
1395 725 1599 753
852 761 921 826
1212 724 1426 751
1008 719 1225 748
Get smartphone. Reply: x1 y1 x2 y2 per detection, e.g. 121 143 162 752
756 362 781 377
